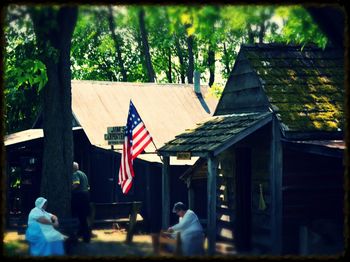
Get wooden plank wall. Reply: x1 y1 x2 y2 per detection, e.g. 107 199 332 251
282 148 344 255
184 126 276 254
217 150 236 244
235 124 273 254
215 54 270 115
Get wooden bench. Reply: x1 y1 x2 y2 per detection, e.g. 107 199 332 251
90 201 142 243
151 231 182 256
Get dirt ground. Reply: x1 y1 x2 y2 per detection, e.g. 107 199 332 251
3 229 155 257
3 228 236 257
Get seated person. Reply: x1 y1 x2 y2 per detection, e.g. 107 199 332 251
167 202 205 256
25 197 65 256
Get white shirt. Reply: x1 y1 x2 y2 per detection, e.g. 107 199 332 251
26 207 64 242
171 209 203 238
28 207 52 225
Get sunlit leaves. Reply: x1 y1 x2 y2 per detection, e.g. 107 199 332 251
181 13 191 25
70 5 329 85
4 6 44 133
274 6 328 48
4 5 331 133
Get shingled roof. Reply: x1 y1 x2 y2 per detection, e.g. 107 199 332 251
216 44 345 134
158 112 272 157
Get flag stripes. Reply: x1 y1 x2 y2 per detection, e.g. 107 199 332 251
118 100 153 194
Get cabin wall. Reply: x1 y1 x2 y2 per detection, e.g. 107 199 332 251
185 161 208 221
169 165 191 226
5 129 87 220
86 146 190 232
90 147 161 231
89 147 189 232
190 178 208 220
73 129 92 180
116 157 162 232
215 53 270 115
186 124 274 253
216 150 236 243
234 123 273 254
6 139 43 221
5 130 189 233
89 147 118 203
282 148 344 255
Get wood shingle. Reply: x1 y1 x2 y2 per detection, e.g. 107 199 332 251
159 112 272 156
215 44 344 134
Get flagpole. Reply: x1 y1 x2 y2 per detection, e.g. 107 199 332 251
151 139 163 163
131 100 163 163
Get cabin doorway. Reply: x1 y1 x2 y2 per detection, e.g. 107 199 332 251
235 147 252 252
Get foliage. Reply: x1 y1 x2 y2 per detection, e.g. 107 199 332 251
4 6 46 134
270 6 328 48
207 83 224 98
71 6 116 81
70 5 329 86
4 5 330 133
3 241 28 256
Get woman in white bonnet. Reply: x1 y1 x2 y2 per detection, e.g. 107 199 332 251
25 197 65 256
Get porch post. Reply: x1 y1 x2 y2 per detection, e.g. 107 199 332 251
188 186 195 210
270 116 282 254
162 156 170 229
207 156 217 255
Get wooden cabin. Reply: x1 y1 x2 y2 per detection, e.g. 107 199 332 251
4 80 218 232
158 44 345 255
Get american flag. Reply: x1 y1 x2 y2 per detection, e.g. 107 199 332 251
118 100 153 194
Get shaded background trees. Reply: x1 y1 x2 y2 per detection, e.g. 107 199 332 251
5 5 330 136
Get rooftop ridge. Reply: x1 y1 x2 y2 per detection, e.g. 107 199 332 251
71 79 210 88
240 43 322 50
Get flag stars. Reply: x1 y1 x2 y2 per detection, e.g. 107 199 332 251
119 101 153 195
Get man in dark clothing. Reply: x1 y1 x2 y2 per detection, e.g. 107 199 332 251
72 162 91 243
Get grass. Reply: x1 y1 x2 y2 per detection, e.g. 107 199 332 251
3 229 154 257
3 240 29 256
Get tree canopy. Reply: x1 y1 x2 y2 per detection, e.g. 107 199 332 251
4 5 328 134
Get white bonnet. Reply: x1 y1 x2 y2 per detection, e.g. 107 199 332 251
35 197 47 209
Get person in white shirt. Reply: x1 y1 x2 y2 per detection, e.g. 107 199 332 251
167 202 205 256
25 197 65 256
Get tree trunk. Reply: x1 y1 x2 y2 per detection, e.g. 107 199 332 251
166 47 172 83
174 35 186 84
259 21 265 44
223 42 231 76
248 26 254 44
30 7 77 219
108 6 128 82
138 8 155 82
207 45 215 87
186 33 194 84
